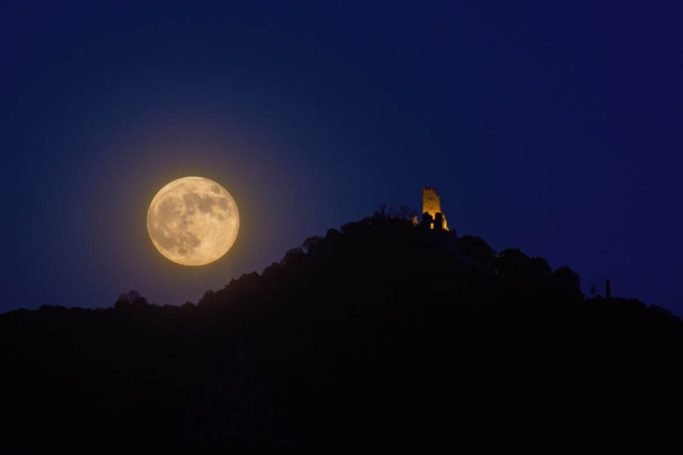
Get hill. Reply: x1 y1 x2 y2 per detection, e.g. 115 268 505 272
1 213 682 452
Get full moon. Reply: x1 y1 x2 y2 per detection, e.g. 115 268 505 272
147 177 239 266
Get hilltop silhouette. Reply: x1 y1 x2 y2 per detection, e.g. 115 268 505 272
1 212 682 452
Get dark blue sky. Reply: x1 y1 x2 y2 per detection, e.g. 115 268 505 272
2 1 682 313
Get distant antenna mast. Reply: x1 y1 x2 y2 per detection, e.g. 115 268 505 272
605 278 611 300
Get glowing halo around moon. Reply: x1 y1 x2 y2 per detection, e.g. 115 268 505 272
147 177 239 266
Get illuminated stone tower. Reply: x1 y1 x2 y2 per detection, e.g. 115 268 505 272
421 187 448 231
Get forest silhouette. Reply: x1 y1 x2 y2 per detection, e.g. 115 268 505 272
2 212 682 452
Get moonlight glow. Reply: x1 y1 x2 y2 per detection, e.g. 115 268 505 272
147 177 239 266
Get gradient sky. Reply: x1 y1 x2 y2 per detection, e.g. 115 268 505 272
2 1 683 313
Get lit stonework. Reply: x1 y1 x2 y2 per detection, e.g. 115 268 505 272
421 187 448 231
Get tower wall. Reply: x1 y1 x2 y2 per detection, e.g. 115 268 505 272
422 187 442 218
422 187 448 231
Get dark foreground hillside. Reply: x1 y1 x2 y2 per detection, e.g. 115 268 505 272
2 213 683 452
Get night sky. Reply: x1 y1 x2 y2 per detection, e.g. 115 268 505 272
2 1 682 314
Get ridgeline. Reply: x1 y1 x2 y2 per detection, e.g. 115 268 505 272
1 213 681 451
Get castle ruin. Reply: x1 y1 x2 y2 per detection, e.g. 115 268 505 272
414 187 449 231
